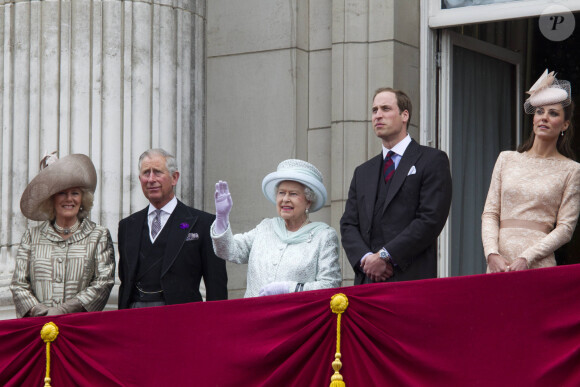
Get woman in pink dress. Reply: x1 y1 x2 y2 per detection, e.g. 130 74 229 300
482 70 580 273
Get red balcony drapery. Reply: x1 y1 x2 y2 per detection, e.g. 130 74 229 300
1 264 580 386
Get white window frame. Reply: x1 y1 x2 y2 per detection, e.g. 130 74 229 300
429 0 580 28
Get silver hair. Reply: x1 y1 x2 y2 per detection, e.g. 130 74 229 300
274 182 316 204
304 187 316 203
138 148 178 175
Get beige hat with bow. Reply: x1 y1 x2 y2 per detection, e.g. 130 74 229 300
20 153 97 221
524 69 571 114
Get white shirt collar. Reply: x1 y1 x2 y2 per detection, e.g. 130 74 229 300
382 134 412 158
148 196 178 216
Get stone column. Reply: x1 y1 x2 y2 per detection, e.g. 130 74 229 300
0 0 205 319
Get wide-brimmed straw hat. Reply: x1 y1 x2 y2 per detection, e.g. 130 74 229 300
262 159 327 212
524 69 571 114
20 153 97 221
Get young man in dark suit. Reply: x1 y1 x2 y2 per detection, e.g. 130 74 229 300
118 148 227 309
340 88 452 285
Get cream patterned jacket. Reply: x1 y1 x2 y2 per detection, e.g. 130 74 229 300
211 217 342 297
10 219 115 317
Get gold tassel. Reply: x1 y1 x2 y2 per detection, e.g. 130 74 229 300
40 322 59 387
329 293 348 387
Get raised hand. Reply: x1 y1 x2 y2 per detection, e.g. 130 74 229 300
214 180 233 234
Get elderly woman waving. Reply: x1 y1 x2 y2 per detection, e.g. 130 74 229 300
11 153 115 317
211 159 342 297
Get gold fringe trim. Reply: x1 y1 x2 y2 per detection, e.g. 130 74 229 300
329 293 348 387
40 322 59 387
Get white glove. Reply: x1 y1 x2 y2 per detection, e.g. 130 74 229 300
259 281 292 296
214 180 233 235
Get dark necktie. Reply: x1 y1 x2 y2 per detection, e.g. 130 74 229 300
383 151 396 183
151 209 162 239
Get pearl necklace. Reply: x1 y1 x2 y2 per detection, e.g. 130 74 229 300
53 219 81 235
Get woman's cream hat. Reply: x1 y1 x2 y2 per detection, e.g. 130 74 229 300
524 69 571 114
262 159 327 212
20 153 97 221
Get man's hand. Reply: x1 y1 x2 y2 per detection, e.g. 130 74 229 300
361 252 393 282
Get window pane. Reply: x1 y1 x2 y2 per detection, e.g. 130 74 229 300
442 0 526 9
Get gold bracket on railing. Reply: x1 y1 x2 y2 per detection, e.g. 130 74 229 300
40 322 59 387
329 293 348 387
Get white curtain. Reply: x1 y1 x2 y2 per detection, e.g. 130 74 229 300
450 46 515 276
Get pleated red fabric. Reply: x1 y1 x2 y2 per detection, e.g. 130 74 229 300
2 264 580 386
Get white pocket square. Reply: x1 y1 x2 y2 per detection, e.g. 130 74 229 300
186 233 199 241
407 166 416 176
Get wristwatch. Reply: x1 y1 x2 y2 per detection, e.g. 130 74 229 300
379 248 390 262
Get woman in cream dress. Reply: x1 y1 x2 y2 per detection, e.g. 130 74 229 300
482 70 580 273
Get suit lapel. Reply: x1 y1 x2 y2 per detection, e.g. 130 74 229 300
126 207 148 281
161 201 198 277
383 139 422 212
363 154 383 224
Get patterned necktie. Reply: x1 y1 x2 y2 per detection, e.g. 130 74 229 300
151 209 162 239
383 151 396 183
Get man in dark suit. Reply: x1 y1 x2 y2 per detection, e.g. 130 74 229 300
340 87 452 285
118 148 227 309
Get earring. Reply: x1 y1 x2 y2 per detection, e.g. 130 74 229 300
305 208 309 215
561 131 565 137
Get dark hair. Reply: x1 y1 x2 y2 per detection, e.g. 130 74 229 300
517 100 575 160
373 87 412 126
